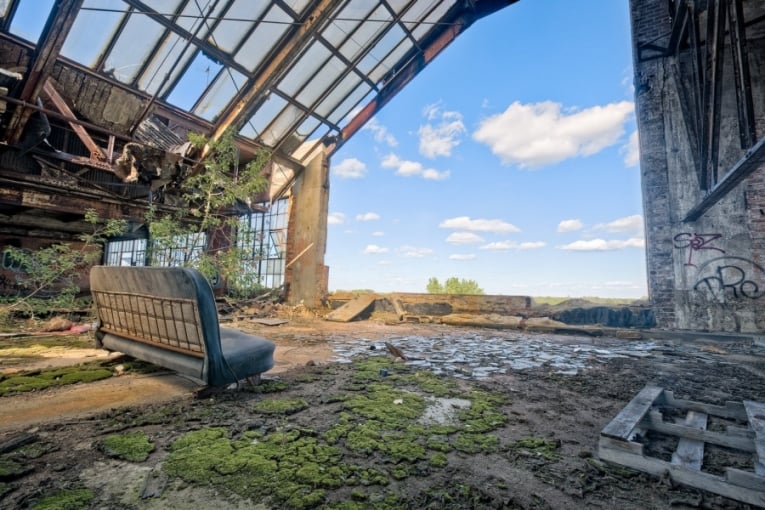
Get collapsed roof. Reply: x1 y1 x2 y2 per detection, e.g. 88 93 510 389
0 0 516 233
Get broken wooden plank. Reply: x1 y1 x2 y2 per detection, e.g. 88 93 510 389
324 294 377 322
743 400 765 475
42 80 106 159
601 385 664 440
599 443 765 507
646 410 754 452
663 390 747 420
671 410 708 471
250 318 288 326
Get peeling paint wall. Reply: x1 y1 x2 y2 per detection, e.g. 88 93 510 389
631 0 765 332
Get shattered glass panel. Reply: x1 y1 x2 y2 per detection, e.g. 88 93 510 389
8 0 55 43
326 80 370 124
295 56 345 109
338 87 376 125
240 93 287 142
61 0 125 67
234 4 292 72
339 5 391 62
278 42 331 97
193 68 247 121
103 14 166 83
140 41 196 96
165 51 223 111
411 0 456 41
209 0 266 54
368 38 412 84
261 103 306 147
292 115 322 147
176 0 227 36
356 23 406 76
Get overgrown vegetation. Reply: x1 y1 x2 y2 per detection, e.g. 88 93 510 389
147 129 270 298
163 357 508 508
1 209 126 317
426 277 484 295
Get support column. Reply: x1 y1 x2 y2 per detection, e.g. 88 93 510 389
284 149 329 308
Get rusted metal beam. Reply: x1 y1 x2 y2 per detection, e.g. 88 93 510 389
204 0 341 160
42 80 106 159
5 0 84 145
684 136 765 222
336 0 518 153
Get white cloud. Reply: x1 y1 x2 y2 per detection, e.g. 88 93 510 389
422 168 450 180
397 245 434 258
439 216 520 233
363 244 389 254
356 212 380 221
449 254 477 260
558 237 645 251
361 117 398 147
622 130 640 167
327 212 345 225
446 232 485 244
372 231 384 237
557 219 584 233
472 100 635 167
418 104 466 159
480 241 546 251
381 153 449 180
594 214 643 233
333 158 366 178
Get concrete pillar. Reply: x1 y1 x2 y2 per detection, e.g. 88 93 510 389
284 148 329 308
630 0 765 333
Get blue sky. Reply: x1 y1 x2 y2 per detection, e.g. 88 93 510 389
325 0 645 298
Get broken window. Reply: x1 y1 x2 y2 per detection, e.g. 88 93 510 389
235 199 288 290
104 238 147 267
150 232 207 268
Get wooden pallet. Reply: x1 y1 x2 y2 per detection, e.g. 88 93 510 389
598 385 765 507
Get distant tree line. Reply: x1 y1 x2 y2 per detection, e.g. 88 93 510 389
426 277 484 295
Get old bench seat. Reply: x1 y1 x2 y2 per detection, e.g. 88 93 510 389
90 265 275 386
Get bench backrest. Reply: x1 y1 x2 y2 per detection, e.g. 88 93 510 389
90 266 222 360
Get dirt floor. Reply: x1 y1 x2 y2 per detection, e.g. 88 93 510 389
1 317 764 509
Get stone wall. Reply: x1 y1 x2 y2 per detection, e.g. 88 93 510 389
630 0 765 332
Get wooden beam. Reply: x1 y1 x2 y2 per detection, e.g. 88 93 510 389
42 80 106 159
5 0 84 145
684 136 765 222
203 0 341 160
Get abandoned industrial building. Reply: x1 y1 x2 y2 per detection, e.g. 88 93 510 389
1 0 765 508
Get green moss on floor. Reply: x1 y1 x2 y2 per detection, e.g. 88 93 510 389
0 364 113 396
0 455 31 480
30 488 94 510
513 437 561 460
163 355 509 508
97 431 154 462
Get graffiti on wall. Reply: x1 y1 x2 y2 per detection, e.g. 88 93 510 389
692 256 765 300
673 233 725 267
673 233 765 301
